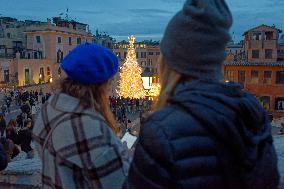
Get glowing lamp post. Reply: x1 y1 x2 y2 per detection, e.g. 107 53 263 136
142 68 153 89
39 74 42 84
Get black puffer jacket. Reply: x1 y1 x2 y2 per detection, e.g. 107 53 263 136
125 80 279 189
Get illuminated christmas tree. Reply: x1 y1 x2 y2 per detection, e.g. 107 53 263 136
118 35 145 98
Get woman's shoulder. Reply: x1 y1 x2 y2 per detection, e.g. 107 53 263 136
144 105 196 131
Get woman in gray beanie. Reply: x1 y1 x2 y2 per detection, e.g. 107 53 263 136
124 0 279 189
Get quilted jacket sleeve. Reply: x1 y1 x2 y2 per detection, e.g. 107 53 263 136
0 144 8 171
124 120 174 189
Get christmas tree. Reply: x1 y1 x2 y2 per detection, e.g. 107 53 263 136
118 35 145 99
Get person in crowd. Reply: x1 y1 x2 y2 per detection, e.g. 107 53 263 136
0 137 20 161
124 1 279 189
0 143 8 171
33 43 129 189
18 119 33 156
21 101 31 116
6 119 19 145
6 96 11 113
0 114 6 137
16 113 25 128
1 104 6 115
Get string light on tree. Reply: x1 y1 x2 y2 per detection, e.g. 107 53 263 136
118 35 145 98
148 83 161 97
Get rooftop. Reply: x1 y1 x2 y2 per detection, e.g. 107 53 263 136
224 61 284 67
243 24 282 36
24 24 92 37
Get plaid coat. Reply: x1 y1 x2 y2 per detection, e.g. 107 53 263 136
33 92 130 189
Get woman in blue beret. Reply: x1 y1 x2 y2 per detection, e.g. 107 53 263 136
33 43 129 189
124 0 279 189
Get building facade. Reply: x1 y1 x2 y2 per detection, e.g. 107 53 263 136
113 41 160 74
224 25 284 119
0 17 93 86
0 17 46 58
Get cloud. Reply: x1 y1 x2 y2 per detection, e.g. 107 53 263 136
128 8 174 15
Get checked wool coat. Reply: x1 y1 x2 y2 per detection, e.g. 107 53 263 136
33 92 130 189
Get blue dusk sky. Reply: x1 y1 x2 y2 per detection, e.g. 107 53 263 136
0 0 283 42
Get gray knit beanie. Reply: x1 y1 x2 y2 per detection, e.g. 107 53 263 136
160 0 233 80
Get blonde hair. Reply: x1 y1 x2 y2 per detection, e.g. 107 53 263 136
154 56 182 110
60 78 118 133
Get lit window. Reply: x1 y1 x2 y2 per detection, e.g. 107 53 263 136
275 97 284 110
251 71 259 84
264 71 272 84
226 71 235 82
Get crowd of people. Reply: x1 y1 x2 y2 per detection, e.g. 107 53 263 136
109 97 152 135
0 88 52 170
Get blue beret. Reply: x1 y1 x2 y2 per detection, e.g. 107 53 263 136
61 43 118 84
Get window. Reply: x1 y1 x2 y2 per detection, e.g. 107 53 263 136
77 38 81 44
275 97 284 111
57 50 62 63
39 51 43 59
259 96 270 110
141 52 147 58
226 71 235 82
264 71 272 84
47 67 51 76
36 36 41 43
34 52 38 59
136 52 139 58
148 52 154 55
58 67 62 77
39 67 45 83
124 52 127 59
276 71 284 84
252 50 259 59
7 33 11 38
57 37 62 44
156 52 160 56
69 37 72 45
4 70 9 83
24 68 30 85
251 71 259 84
238 71 245 85
265 49 273 59
252 32 262 40
264 31 273 40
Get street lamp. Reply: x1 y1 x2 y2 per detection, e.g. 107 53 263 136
49 77 53 83
39 74 43 84
141 68 152 91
